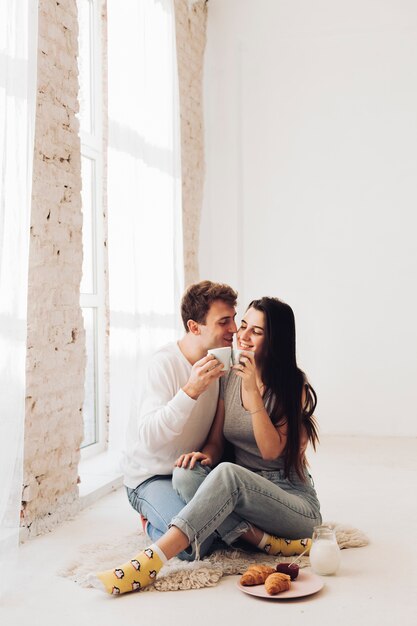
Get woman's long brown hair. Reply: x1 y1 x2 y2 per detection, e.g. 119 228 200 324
248 297 319 480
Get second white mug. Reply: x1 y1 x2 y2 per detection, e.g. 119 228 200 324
232 348 255 365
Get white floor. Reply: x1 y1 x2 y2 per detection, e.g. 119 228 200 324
1 436 417 626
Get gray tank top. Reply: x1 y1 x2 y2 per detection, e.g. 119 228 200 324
221 371 286 472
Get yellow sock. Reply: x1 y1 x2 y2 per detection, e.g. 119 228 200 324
259 534 311 556
91 545 165 595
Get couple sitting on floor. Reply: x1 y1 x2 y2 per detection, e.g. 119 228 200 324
92 280 321 595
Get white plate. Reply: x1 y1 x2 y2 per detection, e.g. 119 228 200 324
237 569 324 600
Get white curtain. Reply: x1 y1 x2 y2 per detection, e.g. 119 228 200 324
107 0 184 455
0 0 38 597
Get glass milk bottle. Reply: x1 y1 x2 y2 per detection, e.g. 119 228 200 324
309 525 341 575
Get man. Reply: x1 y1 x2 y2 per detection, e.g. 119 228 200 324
122 280 238 560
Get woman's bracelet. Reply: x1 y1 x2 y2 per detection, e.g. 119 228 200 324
249 406 265 415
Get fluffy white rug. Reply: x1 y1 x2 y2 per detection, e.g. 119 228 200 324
59 523 369 592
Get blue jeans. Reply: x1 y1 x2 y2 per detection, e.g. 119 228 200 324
126 475 216 561
172 463 251 546
171 462 322 553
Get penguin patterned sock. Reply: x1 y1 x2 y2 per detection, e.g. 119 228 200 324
258 533 311 556
90 544 166 595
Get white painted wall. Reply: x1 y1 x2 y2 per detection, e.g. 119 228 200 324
200 0 417 436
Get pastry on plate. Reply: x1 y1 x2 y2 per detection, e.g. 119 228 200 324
240 565 276 586
264 572 291 595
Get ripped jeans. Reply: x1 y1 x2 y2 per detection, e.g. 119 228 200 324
171 462 322 557
126 475 214 561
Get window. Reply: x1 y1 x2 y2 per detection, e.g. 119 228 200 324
77 0 105 455
106 0 184 452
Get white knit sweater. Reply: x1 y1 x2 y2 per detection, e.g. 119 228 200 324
122 342 219 488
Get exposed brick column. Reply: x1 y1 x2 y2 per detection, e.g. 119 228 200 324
174 0 208 286
23 0 85 537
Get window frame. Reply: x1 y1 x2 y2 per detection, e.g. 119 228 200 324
78 0 106 459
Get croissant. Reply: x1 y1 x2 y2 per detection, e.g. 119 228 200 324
240 565 276 586
264 572 291 595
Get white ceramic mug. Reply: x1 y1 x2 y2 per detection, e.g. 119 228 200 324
232 348 255 365
207 347 232 371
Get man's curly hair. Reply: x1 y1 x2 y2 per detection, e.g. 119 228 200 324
181 280 238 331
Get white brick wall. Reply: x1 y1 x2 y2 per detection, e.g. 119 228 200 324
174 0 207 286
24 0 84 537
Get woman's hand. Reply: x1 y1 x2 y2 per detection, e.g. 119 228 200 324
174 451 212 469
232 350 258 393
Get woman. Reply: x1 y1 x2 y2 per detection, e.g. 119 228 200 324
93 297 321 595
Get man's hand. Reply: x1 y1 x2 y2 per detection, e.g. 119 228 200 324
174 451 212 469
182 354 224 400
